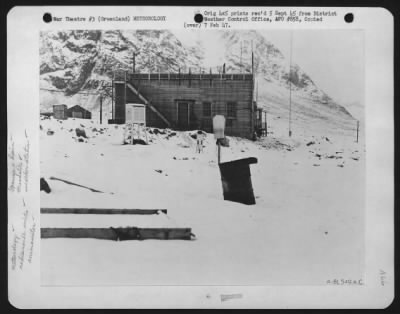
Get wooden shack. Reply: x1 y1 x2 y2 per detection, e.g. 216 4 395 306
110 71 262 139
67 105 92 119
53 104 68 120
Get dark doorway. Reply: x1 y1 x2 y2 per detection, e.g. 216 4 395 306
177 102 189 129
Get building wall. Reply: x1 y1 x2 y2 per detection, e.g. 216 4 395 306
67 106 92 119
53 105 67 120
114 77 254 138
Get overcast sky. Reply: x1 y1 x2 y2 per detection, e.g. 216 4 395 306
173 29 364 106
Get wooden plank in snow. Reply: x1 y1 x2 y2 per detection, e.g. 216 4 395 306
41 208 167 215
41 227 194 241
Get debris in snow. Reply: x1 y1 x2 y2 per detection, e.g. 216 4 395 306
155 169 163 174
313 164 320 167
306 141 315 146
47 130 54 136
326 155 343 159
78 138 84 142
337 164 344 168
40 177 51 193
75 128 87 138
351 157 359 161
315 153 322 158
131 139 148 145
153 128 166 135
40 125 43 130
324 137 330 142
49 176 108 193
261 139 292 151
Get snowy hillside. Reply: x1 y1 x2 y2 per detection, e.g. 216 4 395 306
39 29 358 137
40 116 365 285
217 30 356 132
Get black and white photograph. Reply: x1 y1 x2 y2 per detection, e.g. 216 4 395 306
39 29 365 286
7 6 394 308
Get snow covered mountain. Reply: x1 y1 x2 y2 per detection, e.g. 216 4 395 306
39 30 356 135
39 30 204 114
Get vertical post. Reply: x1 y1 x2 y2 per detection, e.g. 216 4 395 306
264 111 267 137
251 46 255 138
111 79 114 121
289 30 293 138
218 141 221 164
178 68 181 86
356 120 359 143
100 94 103 124
124 71 127 123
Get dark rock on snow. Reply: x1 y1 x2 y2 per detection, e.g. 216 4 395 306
40 177 51 193
75 128 87 138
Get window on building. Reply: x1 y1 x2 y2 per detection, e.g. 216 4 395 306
227 102 237 118
203 102 212 117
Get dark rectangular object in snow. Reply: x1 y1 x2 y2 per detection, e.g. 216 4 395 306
41 227 194 241
40 208 167 215
218 157 258 205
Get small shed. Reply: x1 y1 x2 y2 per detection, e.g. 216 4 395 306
53 104 68 120
67 105 92 119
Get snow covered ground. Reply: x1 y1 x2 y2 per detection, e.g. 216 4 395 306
40 116 365 286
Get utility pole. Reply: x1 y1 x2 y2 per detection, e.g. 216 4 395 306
111 79 114 121
251 42 255 137
289 30 293 138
